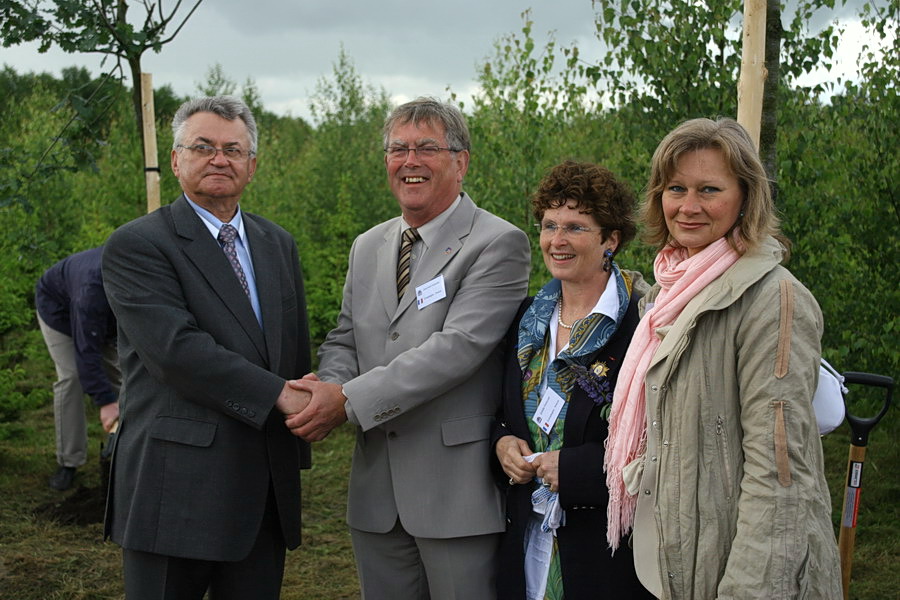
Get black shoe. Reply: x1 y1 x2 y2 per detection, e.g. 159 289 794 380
49 466 76 491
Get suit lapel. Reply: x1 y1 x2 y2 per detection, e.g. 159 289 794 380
172 196 268 364
394 194 476 318
377 224 401 318
246 216 278 367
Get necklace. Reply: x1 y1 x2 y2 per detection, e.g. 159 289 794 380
557 297 574 329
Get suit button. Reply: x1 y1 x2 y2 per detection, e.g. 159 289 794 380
390 332 399 341
387 431 397 439
240 407 248 415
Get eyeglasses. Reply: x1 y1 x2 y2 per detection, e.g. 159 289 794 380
177 144 255 160
384 145 460 161
535 222 603 236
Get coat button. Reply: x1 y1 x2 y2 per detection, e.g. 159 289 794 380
390 332 399 341
387 431 397 439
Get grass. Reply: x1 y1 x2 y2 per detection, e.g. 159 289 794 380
0 352 896 599
0 391 359 599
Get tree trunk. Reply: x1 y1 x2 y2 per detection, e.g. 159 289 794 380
129 57 146 151
760 0 783 203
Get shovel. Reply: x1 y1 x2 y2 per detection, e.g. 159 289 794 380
837 371 893 600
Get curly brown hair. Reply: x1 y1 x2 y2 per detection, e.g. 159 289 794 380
532 160 637 252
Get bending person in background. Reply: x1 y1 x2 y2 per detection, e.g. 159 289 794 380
492 161 654 599
605 117 842 599
36 246 120 491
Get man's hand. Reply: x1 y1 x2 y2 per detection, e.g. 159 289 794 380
283 378 347 442
275 382 311 418
99 402 120 433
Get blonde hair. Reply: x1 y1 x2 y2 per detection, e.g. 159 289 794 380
642 118 784 255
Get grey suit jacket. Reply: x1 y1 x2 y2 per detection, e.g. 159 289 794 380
317 193 530 538
102 195 311 561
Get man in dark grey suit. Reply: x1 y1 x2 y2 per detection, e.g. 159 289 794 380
102 96 312 599
286 98 531 599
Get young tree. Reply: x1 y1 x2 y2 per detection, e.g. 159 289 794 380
0 0 203 162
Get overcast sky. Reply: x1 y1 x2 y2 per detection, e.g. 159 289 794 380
1 0 886 123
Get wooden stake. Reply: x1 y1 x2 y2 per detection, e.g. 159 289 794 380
737 0 767 150
141 73 161 213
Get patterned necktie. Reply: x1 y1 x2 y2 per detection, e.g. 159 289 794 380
397 227 420 300
218 224 250 297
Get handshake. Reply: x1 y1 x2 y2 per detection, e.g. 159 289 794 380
275 373 348 442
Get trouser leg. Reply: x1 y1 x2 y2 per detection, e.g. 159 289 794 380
351 519 429 600
38 314 87 468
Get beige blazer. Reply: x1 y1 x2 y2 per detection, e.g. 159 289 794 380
317 193 530 538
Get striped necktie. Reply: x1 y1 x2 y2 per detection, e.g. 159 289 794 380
397 227 420 300
218 224 250 297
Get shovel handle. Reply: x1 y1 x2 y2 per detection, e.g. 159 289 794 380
837 372 892 599
842 372 893 447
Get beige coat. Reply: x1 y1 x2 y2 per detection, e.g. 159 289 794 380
632 236 841 599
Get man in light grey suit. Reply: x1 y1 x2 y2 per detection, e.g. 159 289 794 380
286 98 531 599
102 96 312 599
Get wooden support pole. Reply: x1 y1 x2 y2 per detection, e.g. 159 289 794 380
737 0 768 150
141 73 161 213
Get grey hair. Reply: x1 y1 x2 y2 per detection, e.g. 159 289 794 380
172 95 258 155
382 97 470 152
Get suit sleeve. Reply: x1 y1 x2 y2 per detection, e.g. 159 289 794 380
102 225 289 429
326 225 531 431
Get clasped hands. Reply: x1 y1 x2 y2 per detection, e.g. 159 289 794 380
496 435 560 492
276 373 347 442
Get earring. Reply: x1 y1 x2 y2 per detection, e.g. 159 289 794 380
602 248 614 272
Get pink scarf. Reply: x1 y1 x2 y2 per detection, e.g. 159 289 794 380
604 237 741 550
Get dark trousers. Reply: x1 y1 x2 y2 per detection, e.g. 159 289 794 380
122 495 286 600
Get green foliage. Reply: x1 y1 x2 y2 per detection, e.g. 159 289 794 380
0 3 896 594
777 3 899 380
0 0 202 59
589 0 743 142
238 48 392 348
194 62 266 117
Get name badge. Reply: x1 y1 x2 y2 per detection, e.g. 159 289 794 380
532 387 565 435
416 274 446 310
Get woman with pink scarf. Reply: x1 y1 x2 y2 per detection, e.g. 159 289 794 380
605 118 841 599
